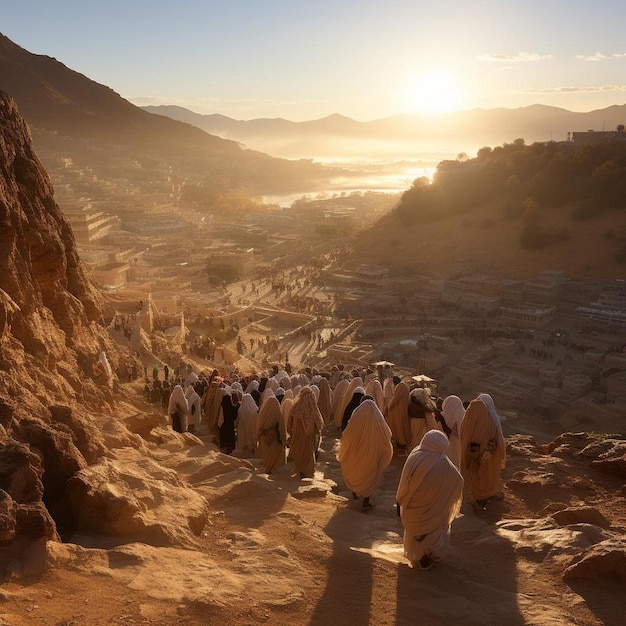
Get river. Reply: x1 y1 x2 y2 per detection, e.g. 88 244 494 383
262 155 454 208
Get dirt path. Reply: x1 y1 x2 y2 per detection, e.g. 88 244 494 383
1 423 623 625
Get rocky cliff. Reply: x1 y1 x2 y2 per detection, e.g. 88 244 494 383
0 90 129 542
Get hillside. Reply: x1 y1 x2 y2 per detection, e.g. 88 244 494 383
0 94 625 625
351 139 626 279
0 33 332 194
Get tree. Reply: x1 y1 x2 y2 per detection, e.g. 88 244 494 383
617 124 625 133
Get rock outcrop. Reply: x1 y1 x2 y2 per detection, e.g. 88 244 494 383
0 91 133 547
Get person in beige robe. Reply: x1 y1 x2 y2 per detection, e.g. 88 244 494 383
334 376 363 429
201 381 224 443
459 398 506 510
365 378 385 413
281 389 294 432
331 378 349 427
337 399 393 511
382 377 395 414
441 395 465 470
316 377 333 425
385 381 411 453
407 388 440 452
256 395 287 474
396 429 464 570
287 387 324 478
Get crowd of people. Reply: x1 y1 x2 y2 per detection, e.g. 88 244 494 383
157 362 506 572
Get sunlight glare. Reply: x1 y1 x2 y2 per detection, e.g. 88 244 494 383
404 70 463 115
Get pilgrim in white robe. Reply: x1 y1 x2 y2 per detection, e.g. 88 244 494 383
396 430 463 568
235 393 259 457
441 395 465 470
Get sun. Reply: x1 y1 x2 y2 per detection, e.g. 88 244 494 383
404 70 464 115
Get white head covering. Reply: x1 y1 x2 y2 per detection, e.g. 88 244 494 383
261 386 275 406
311 384 320 402
167 384 189 416
245 379 260 394
477 393 500 424
441 395 465 436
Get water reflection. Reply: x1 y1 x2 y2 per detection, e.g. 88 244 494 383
262 158 444 208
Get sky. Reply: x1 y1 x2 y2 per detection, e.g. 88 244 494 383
3 0 626 121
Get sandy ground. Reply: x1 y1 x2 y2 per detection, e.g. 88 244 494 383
1 407 624 626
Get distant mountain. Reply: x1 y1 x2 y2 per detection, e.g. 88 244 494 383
0 33 331 194
0 34 238 155
143 102 626 159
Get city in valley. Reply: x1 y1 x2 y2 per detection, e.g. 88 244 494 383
52 155 626 440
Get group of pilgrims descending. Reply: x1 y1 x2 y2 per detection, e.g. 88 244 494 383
165 364 506 571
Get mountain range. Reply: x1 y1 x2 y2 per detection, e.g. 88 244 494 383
0 33 331 194
142 102 626 159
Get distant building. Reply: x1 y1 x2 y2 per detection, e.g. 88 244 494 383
64 204 121 242
89 261 130 289
500 304 556 328
524 270 564 304
597 280 626 309
206 247 255 280
570 129 626 145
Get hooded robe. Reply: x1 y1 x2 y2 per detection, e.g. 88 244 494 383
287 387 324 478
441 395 465 470
167 384 189 433
256 396 286 473
396 429 463 565
316 377 333 425
459 398 506 502
386 382 411 449
337 399 393 499
235 393 259 456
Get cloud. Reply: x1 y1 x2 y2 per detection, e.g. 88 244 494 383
524 85 626 94
575 52 626 62
476 52 552 63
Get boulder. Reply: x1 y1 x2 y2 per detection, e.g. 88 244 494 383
0 441 44 503
590 439 626 478
551 506 611 529
496 517 611 559
65 447 209 547
564 538 626 583
15 502 58 541
12 417 86 502
0 489 16 540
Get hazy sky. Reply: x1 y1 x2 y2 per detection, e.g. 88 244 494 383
4 0 626 121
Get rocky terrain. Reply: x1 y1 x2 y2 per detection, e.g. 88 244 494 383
0 91 625 625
